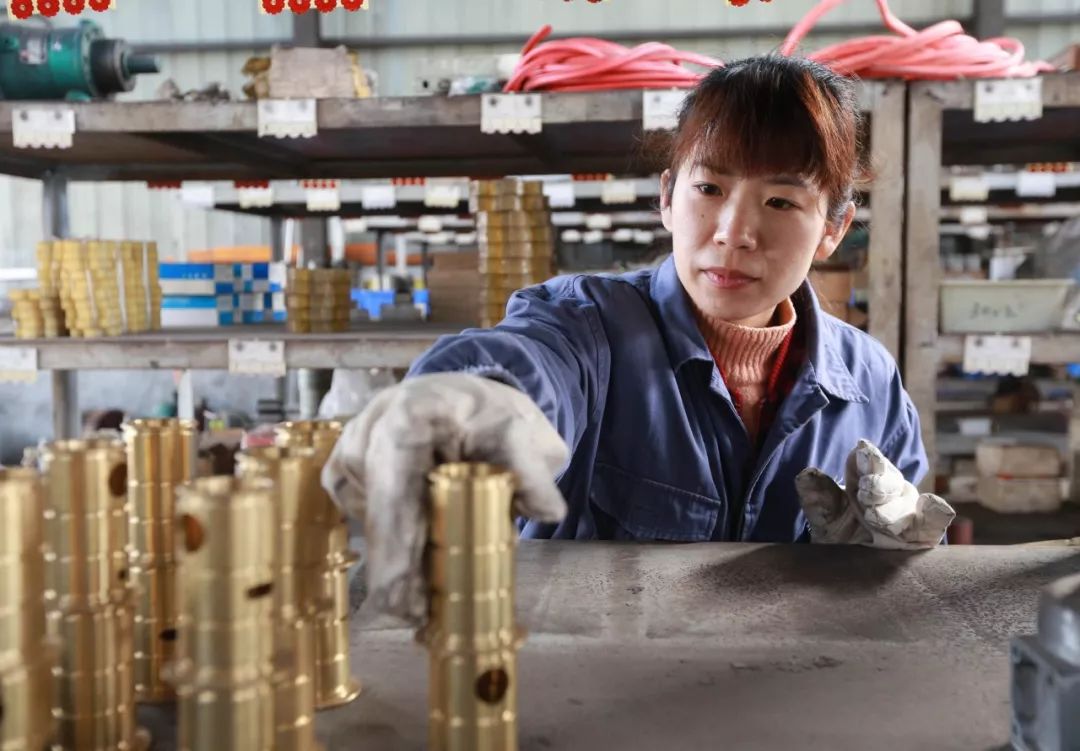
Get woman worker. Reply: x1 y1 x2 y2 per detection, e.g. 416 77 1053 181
324 54 955 622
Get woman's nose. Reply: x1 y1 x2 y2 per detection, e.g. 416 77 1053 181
713 197 758 251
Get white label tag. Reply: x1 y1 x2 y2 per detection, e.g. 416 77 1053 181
544 182 576 209
612 228 634 242
959 206 989 225
257 99 317 139
13 108 75 149
585 214 613 230
180 182 215 208
601 179 637 205
633 229 655 245
238 186 274 208
561 229 582 243
949 174 990 202
481 93 542 134
642 90 687 131
417 215 443 233
963 335 1032 376
306 186 341 212
974 78 1043 123
1016 171 1056 198
361 185 396 210
583 230 605 244
0 346 38 383
423 182 462 209
228 339 286 377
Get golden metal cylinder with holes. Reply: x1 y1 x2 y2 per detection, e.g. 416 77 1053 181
421 463 522 751
37 439 147 751
38 439 131 612
175 476 275 751
273 421 360 710
0 468 55 751
236 446 323 751
122 418 198 703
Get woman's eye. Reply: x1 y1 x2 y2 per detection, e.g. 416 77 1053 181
766 197 797 210
695 183 721 196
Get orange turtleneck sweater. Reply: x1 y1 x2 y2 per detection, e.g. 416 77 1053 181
696 299 798 443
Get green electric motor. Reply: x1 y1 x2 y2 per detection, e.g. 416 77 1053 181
0 19 159 100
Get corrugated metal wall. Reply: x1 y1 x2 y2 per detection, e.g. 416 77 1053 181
4 0 1079 268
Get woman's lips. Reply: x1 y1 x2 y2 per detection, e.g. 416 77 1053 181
702 267 757 290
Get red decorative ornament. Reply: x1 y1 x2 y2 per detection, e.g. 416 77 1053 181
340 0 364 9
315 0 336 11
10 0 33 19
37 0 60 16
727 0 751 5
88 0 110 11
63 0 85 13
262 0 285 12
288 0 311 13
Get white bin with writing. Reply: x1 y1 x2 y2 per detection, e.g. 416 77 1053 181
940 279 1075 333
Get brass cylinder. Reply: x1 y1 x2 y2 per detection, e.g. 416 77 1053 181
38 439 131 612
175 476 275 751
273 618 321 751
272 421 361 710
0 468 55 751
37 439 145 751
235 446 322 619
235 446 323 751
121 418 198 703
48 603 138 751
422 463 522 751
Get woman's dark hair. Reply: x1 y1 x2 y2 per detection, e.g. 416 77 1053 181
664 55 868 224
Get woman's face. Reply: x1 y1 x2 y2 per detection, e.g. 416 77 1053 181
660 161 854 327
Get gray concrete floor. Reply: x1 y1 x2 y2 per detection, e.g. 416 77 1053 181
139 541 1080 750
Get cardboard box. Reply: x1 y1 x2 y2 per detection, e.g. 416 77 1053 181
976 443 1062 479
977 477 1066 514
809 268 853 307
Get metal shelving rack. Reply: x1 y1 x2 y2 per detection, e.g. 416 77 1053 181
904 72 1080 488
0 83 906 437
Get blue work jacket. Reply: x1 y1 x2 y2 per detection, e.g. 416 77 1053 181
408 256 928 543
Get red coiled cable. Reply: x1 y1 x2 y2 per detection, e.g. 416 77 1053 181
504 0 1052 93
782 0 1055 79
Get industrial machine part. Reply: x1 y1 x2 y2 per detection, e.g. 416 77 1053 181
236 446 324 751
0 468 56 751
123 418 198 704
0 20 159 101
421 463 523 751
1011 572 1080 751
37 438 148 751
175 476 276 751
274 420 362 709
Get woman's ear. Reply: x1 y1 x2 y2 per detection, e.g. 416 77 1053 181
660 169 674 232
814 202 856 262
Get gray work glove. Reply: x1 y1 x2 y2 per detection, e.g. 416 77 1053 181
321 372 569 624
795 439 956 549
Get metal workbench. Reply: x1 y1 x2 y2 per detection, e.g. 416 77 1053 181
138 541 1080 750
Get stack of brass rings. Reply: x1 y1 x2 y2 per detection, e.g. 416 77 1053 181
174 477 277 751
274 420 361 709
236 446 324 751
122 418 198 703
0 467 56 751
37 439 149 751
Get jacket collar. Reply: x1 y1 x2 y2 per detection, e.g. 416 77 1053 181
649 256 868 404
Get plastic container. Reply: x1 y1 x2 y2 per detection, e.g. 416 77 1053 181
939 279 1075 333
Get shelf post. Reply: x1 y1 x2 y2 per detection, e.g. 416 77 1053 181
43 171 79 440
904 83 945 492
866 80 906 362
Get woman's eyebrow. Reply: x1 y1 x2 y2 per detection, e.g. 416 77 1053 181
766 174 810 188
